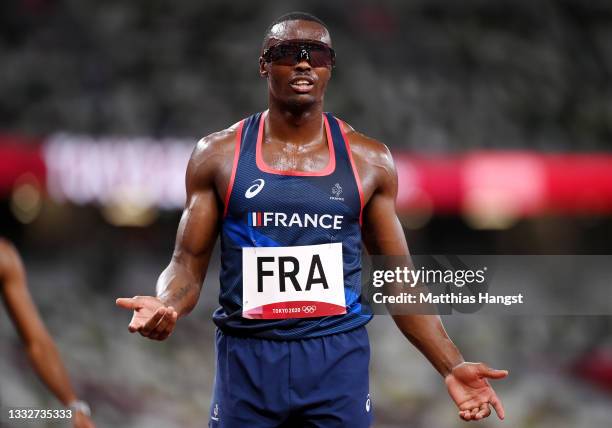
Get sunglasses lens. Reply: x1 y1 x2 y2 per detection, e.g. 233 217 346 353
266 42 334 68
309 47 333 67
271 45 299 65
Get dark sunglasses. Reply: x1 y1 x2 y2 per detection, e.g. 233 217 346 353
262 40 336 68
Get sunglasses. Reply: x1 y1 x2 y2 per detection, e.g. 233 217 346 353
262 40 336 68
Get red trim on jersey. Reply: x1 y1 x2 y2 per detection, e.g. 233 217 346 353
255 111 336 176
257 211 262 226
339 120 365 225
223 120 244 217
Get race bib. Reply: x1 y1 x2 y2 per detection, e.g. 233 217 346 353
242 243 347 319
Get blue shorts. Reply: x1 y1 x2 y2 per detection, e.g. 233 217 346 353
209 326 373 427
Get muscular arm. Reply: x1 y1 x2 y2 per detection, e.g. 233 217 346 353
353 135 464 377
116 125 238 339
0 240 77 405
348 126 507 421
156 137 224 316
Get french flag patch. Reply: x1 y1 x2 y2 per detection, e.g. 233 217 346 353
248 212 262 227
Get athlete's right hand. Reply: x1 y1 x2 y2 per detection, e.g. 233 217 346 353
115 296 178 340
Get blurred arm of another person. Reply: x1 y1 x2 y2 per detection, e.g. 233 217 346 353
348 126 509 422
116 125 237 341
0 238 95 428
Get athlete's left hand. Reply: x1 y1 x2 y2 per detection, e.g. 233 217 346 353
444 362 508 421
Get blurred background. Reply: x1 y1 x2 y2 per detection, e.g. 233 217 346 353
1 0 611 427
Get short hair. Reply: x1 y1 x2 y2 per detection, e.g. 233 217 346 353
262 12 330 50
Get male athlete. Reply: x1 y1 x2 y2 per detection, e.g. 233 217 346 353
0 239 94 428
117 12 508 427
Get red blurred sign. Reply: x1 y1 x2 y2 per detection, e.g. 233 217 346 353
1 136 611 216
393 151 612 216
0 135 46 194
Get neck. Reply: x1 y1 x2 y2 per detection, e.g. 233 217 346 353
266 97 324 145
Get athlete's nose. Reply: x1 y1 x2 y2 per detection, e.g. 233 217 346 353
294 59 312 72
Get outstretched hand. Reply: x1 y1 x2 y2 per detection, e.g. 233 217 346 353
115 296 178 340
445 362 508 422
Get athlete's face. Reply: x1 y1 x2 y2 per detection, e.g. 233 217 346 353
260 20 333 109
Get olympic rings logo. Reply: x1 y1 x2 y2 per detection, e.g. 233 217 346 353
302 305 317 314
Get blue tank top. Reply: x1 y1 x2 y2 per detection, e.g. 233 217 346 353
213 111 372 339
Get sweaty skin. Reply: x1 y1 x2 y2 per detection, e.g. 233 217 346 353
0 239 95 428
116 19 508 422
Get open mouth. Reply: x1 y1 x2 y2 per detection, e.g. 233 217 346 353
289 78 314 93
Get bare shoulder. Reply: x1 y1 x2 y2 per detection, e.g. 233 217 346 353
340 120 397 185
187 120 242 188
190 121 242 170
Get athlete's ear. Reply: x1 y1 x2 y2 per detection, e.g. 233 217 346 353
259 57 268 78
